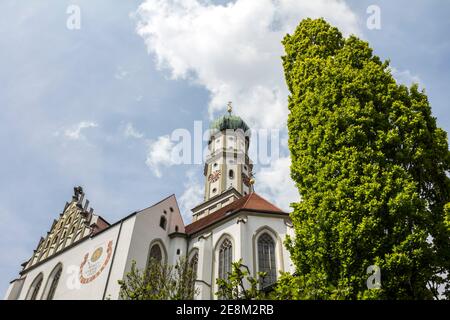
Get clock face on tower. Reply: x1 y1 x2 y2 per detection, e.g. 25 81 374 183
208 170 221 183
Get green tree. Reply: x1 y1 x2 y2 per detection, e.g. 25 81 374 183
216 260 267 300
281 18 450 299
118 258 198 300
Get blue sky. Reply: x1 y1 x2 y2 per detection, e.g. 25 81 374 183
1 0 449 295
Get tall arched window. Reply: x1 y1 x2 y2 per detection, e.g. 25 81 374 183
46 264 62 300
228 169 234 179
188 251 199 294
148 243 163 264
27 273 43 300
190 252 199 278
218 239 232 280
257 233 277 288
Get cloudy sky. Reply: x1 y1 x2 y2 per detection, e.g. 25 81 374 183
1 0 449 295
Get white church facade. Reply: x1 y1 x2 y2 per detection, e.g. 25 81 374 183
4 109 294 300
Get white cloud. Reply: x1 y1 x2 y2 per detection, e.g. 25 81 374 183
178 169 204 224
136 0 360 129
145 135 178 177
63 121 98 140
124 122 144 139
255 157 299 211
114 66 129 80
390 66 422 87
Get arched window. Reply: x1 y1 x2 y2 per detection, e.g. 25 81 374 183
190 252 199 278
159 216 167 230
27 273 43 300
228 170 234 179
148 243 163 264
46 264 62 300
257 233 277 288
188 250 199 294
218 239 232 280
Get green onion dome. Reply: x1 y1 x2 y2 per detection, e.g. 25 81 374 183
210 114 250 133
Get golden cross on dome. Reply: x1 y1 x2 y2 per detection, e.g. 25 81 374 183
227 101 232 115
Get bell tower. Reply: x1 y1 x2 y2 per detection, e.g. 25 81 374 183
191 102 254 221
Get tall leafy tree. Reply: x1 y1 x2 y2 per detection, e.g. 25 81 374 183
281 18 450 299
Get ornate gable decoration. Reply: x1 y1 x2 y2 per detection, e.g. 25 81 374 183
23 186 102 271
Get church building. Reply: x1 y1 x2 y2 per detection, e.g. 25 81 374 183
4 108 294 300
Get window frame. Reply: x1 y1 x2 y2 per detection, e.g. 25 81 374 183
147 239 167 268
256 233 277 288
26 273 44 300
253 227 283 290
43 263 63 300
217 238 233 281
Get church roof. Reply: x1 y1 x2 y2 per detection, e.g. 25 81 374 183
185 192 288 235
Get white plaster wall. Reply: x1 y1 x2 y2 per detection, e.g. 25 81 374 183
212 134 224 153
208 217 241 299
242 214 294 276
190 233 212 299
225 163 238 190
123 196 188 283
226 135 236 150
16 222 125 300
4 278 24 300
209 178 221 198
168 236 188 265
102 218 136 299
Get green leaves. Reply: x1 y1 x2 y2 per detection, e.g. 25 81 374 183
281 18 450 299
215 259 267 300
444 203 450 231
118 258 198 300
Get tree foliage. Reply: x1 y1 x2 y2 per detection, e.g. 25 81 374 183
118 258 198 300
281 18 450 299
215 260 267 300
